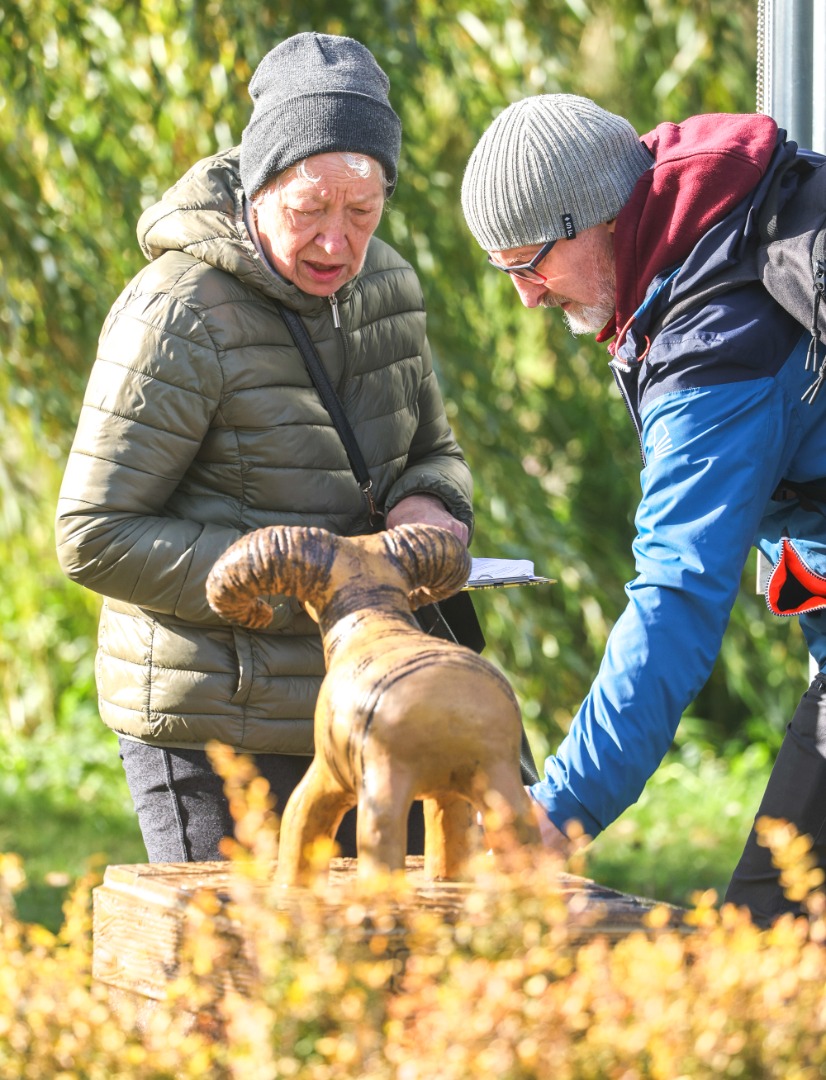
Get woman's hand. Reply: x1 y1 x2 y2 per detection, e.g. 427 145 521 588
385 493 469 545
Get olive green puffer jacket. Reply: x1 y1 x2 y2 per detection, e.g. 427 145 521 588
55 148 473 754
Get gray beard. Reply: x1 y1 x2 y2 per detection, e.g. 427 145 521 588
540 244 617 336
563 301 615 336
537 293 615 335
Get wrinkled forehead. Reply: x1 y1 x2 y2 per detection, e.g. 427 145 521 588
277 152 386 197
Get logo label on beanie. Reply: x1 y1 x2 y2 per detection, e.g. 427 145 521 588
561 213 576 240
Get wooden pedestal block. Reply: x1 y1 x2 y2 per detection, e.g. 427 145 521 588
93 856 686 1006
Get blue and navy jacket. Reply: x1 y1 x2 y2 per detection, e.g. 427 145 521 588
531 114 826 839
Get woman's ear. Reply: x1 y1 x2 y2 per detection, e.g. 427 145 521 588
207 525 338 628
383 524 471 609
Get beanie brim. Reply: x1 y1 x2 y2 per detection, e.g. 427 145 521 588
461 94 653 251
241 91 401 198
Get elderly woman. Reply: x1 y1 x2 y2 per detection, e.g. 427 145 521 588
55 32 473 862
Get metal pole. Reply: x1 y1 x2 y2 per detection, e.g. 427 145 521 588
814 1 826 151
757 0 825 153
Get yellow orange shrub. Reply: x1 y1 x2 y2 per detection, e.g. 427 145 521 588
1 747 825 1079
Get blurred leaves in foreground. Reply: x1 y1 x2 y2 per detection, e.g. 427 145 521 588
0 749 825 1079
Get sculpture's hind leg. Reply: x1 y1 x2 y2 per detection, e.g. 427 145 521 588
355 764 414 878
275 759 354 886
423 793 478 880
478 761 542 848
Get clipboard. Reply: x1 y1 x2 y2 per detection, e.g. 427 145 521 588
464 557 555 591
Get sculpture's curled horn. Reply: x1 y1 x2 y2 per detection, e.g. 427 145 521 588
383 524 471 609
206 525 338 629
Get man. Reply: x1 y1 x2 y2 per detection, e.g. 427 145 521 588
461 93 826 926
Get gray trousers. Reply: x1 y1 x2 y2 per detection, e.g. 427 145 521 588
118 737 425 863
725 672 826 926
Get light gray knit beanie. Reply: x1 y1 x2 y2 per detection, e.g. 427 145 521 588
461 94 653 250
240 32 402 198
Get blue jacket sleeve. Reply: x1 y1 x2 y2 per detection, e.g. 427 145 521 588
530 377 787 837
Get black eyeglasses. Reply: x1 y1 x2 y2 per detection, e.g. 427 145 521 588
487 238 558 284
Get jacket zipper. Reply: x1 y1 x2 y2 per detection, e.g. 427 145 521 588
329 293 352 388
607 269 683 465
609 358 647 466
327 292 376 524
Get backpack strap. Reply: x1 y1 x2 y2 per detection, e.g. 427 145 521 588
757 158 826 402
756 153 809 242
650 156 826 403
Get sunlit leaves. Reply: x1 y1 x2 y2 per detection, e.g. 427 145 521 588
0 745 823 1076
1 0 796 769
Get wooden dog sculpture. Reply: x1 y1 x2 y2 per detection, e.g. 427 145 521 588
206 524 539 883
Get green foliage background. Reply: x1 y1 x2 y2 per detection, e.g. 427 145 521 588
0 0 807 915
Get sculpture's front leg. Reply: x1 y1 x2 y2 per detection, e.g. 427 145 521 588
275 760 354 886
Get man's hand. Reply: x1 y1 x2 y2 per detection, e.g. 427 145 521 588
385 493 469 546
526 788 571 854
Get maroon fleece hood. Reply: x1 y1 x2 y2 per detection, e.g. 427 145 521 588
601 113 780 345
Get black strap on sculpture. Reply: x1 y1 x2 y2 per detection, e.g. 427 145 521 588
276 302 540 786
518 729 541 785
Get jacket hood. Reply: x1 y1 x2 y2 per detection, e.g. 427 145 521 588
606 113 780 342
137 147 357 314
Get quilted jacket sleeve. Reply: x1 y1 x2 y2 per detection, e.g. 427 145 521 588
55 285 242 625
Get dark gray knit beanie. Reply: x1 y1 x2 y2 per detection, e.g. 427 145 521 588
240 32 402 198
461 94 653 250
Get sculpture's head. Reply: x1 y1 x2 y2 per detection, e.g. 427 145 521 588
206 523 471 630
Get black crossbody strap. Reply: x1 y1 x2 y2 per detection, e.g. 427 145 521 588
278 303 383 526
272 309 533 774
